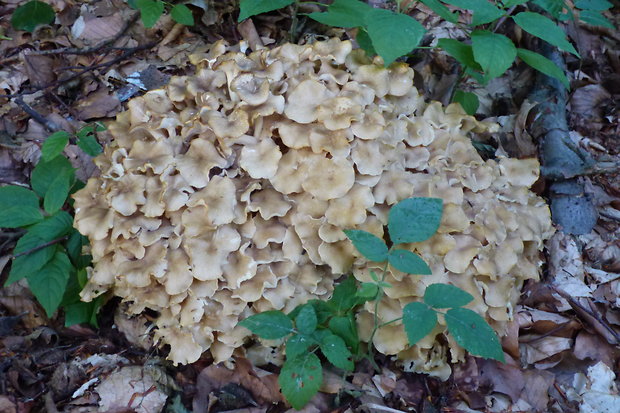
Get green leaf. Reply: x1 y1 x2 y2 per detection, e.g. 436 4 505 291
41 131 70 161
501 0 529 7
64 299 101 327
31 156 74 197
11 1 55 32
531 0 565 18
296 304 318 335
517 48 570 89
28 211 73 241
279 353 323 410
307 0 372 28
343 230 388 262
238 0 295 21
445 308 505 362
66 229 88 264
77 134 103 156
471 30 516 80
575 0 612 10
419 0 459 23
320 333 354 371
0 185 39 210
43 168 72 214
387 249 432 275
286 334 316 359
5 232 57 285
26 250 72 317
355 28 376 57
137 0 164 28
239 311 293 339
388 197 443 244
438 39 482 71
328 315 359 353
424 284 474 308
453 90 479 115
0 207 43 228
579 10 614 29
328 276 359 313
365 8 425 66
170 4 194 25
512 12 579 56
356 282 379 300
403 302 437 346
443 0 504 25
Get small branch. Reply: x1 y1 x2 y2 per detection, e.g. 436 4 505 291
14 97 60 132
12 236 68 259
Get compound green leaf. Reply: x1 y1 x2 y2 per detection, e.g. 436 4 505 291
388 197 443 244
443 0 504 25
579 10 614 29
403 301 437 345
343 230 388 262
365 8 425 66
471 30 516 80
41 131 70 161
453 90 479 115
438 39 482 71
512 12 579 56
517 48 569 89
171 4 194 25
31 156 74 198
26 250 72 317
239 311 293 339
43 168 72 214
320 333 354 371
286 334 316 359
11 1 55 32
77 134 103 156
575 0 613 10
445 307 505 362
295 304 318 335
137 0 164 28
279 353 323 410
420 0 459 23
238 0 295 21
424 283 474 308
387 249 432 275
307 0 372 28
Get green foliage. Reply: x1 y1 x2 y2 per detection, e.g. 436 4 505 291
453 90 479 115
471 30 517 81
239 0 296 22
2 124 106 323
512 12 579 56
243 197 504 409
11 0 55 32
132 0 195 28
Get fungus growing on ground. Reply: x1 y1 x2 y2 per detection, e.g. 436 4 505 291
73 38 554 376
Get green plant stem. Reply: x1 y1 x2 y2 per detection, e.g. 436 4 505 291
290 0 301 42
378 316 402 328
366 261 389 372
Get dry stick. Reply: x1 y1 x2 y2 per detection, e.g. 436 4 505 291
12 236 68 259
14 97 60 132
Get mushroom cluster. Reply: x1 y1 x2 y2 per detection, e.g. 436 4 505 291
73 38 554 375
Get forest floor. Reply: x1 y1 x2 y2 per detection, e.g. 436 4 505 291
0 1 619 412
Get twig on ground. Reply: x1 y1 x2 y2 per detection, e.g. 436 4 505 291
14 97 60 132
12 236 69 259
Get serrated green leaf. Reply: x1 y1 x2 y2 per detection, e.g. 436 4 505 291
77 134 103 156
328 276 359 313
453 90 479 115
420 0 459 23
0 206 43 228
575 0 612 10
279 353 323 410
343 230 388 262
239 311 293 339
41 131 70 161
307 0 372 28
438 39 482 71
27 250 72 317
403 301 437 345
443 0 504 25
137 0 164 28
424 283 474 308
320 333 354 371
512 12 579 56
238 0 295 21
328 315 359 353
387 249 432 275
31 156 74 198
445 307 505 362
388 197 443 244
471 30 516 80
11 1 55 32
296 304 318 335
356 282 379 300
43 168 72 214
28 211 73 240
171 4 194 25
579 10 614 29
517 48 570 89
286 334 316 359
365 8 425 66
531 0 565 18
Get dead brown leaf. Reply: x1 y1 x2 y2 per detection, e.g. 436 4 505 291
75 87 121 120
